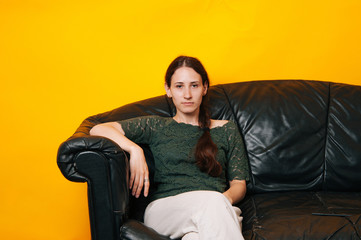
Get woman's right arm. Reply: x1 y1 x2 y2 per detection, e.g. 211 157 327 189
90 122 149 198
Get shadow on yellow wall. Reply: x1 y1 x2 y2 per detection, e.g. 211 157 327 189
1 0 360 239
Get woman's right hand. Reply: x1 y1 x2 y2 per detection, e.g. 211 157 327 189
129 146 150 198
90 122 150 198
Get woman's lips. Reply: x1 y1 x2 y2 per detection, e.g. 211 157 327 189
182 102 194 106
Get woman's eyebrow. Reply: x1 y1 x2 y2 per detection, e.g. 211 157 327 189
173 81 200 85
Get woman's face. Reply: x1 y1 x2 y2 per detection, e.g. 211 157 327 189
165 67 208 116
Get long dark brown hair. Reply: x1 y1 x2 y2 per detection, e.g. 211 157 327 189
165 56 222 177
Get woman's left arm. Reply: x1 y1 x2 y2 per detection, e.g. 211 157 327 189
223 180 247 205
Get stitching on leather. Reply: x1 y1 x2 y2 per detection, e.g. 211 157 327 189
315 192 328 212
344 215 361 239
352 214 361 238
327 222 350 239
250 195 260 232
219 84 237 124
322 82 331 190
164 94 175 117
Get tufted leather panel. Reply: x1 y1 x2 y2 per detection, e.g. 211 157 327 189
325 83 361 191
217 80 329 193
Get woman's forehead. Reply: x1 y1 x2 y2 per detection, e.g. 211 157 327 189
171 67 202 83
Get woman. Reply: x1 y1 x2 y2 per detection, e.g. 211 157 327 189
90 56 250 240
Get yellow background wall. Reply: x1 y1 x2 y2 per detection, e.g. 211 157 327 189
1 0 360 239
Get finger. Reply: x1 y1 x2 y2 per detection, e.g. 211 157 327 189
144 171 150 197
132 175 140 196
135 174 144 198
132 169 144 197
129 170 135 190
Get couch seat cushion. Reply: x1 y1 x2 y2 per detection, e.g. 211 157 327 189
240 191 361 240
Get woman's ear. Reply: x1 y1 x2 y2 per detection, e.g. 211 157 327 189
165 83 172 98
202 83 208 96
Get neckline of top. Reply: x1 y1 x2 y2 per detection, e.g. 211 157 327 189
169 117 232 130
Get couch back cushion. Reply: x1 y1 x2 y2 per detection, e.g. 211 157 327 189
209 80 361 194
325 83 361 191
210 80 330 193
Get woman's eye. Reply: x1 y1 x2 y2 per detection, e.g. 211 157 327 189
175 85 183 88
192 84 198 88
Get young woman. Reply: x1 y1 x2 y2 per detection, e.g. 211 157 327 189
90 56 250 240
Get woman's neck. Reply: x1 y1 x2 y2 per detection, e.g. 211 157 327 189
173 112 199 126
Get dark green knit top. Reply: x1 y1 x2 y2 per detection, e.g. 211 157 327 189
118 115 250 201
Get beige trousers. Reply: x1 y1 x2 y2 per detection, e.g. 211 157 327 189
144 191 244 240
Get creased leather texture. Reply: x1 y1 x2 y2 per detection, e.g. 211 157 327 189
326 83 361 191
241 191 361 240
120 220 174 240
57 80 361 240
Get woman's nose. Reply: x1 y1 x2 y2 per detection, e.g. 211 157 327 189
184 87 192 99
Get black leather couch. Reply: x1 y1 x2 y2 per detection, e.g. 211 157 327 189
57 80 361 240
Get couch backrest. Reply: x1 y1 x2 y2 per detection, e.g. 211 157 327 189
82 80 361 194
208 80 361 193
209 80 330 193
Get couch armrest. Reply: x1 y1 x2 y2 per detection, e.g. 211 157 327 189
120 220 173 240
57 136 130 240
57 136 122 181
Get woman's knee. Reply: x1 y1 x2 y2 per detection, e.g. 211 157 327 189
195 191 231 214
205 191 229 204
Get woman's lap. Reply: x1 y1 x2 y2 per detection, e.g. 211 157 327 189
144 191 244 240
